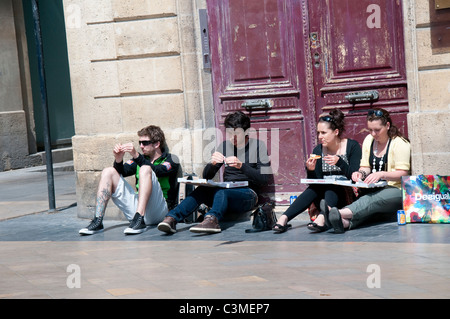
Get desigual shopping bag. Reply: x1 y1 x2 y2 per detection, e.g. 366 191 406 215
402 175 450 223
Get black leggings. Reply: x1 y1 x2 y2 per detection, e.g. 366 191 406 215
283 184 349 221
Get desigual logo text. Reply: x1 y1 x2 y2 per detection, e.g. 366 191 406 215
415 193 450 201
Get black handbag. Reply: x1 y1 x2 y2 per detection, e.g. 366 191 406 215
245 202 277 233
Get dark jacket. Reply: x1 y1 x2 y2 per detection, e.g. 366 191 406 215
202 138 271 192
307 138 362 179
113 150 180 208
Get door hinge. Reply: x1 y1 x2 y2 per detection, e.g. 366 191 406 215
199 9 211 70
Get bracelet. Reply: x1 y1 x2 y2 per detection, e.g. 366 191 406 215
359 170 368 180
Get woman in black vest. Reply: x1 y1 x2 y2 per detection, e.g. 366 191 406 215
273 109 362 233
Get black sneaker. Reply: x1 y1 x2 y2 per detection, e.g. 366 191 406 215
79 217 104 235
124 213 147 234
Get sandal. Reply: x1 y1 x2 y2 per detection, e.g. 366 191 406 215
320 199 331 228
272 223 292 233
307 221 329 232
307 199 331 232
329 207 345 234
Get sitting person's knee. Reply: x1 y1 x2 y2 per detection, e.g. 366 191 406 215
102 166 118 178
139 165 153 176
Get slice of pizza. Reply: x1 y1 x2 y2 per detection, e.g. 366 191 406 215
309 154 321 160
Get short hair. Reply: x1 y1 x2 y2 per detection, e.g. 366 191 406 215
137 125 166 150
224 111 251 131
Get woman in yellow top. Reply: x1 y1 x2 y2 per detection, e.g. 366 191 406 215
326 108 411 233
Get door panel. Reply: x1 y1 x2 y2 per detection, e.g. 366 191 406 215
308 0 409 143
206 0 409 204
229 0 284 82
211 0 302 97
207 0 313 202
327 1 400 77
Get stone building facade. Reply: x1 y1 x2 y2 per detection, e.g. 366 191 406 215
63 0 214 218
64 0 449 220
0 0 448 219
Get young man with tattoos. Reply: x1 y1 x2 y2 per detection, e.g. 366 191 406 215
79 125 179 235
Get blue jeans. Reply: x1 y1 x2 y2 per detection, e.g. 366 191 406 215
168 186 258 222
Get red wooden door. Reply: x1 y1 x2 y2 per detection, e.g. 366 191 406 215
206 0 314 203
308 0 409 143
206 0 408 203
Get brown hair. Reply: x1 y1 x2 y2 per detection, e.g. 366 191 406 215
367 108 409 142
138 125 166 150
318 108 346 137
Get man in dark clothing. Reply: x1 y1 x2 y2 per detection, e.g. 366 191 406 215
79 125 179 235
158 111 271 234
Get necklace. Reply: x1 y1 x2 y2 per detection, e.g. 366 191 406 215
372 139 390 173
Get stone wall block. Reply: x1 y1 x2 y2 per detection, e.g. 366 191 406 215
111 0 177 19
75 98 123 134
90 61 121 98
117 56 183 94
115 18 180 57
418 69 450 111
120 94 185 133
88 23 117 61
416 29 450 68
0 111 28 170
73 134 136 171
408 112 450 175
414 0 430 26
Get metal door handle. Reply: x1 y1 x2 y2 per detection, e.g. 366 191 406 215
345 90 379 103
242 99 273 110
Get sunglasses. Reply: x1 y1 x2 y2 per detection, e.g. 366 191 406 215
319 116 334 123
139 140 154 146
368 109 384 117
